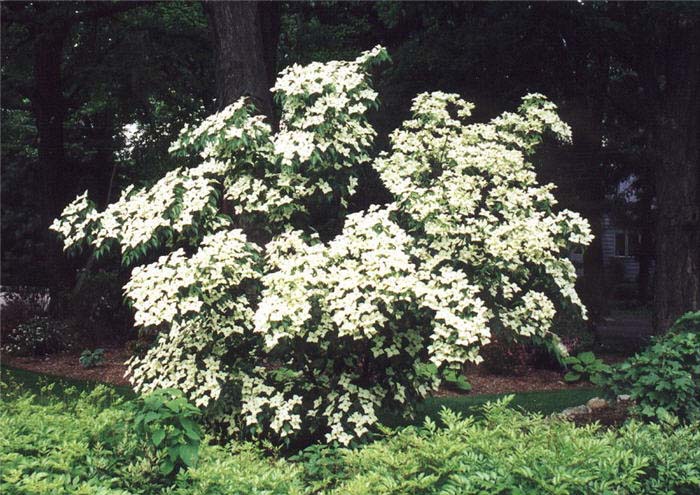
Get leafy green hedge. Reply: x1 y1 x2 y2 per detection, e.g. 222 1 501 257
330 400 700 494
1 384 699 494
0 386 304 495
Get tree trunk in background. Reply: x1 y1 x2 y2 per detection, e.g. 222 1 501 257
652 19 700 331
30 17 76 290
32 21 71 228
570 102 607 326
203 1 280 119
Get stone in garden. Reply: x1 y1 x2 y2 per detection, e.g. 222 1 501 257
616 394 632 402
586 397 608 410
560 405 591 419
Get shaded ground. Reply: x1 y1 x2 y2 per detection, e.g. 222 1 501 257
1 365 604 428
2 344 601 395
462 363 594 395
2 346 131 386
596 309 655 354
2 310 651 400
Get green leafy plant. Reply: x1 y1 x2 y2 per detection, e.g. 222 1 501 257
290 443 350 492
79 348 105 368
563 351 610 383
0 382 304 494
332 398 700 495
133 388 203 475
442 369 472 392
602 317 700 422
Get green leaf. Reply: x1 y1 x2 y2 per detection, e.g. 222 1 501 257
168 446 180 462
578 352 596 365
152 428 165 447
179 417 199 434
178 443 199 467
456 377 472 391
159 459 175 475
143 411 161 423
564 372 581 382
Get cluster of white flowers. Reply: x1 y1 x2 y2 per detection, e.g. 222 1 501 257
125 229 262 408
375 91 592 353
52 46 592 446
50 160 230 263
50 191 98 250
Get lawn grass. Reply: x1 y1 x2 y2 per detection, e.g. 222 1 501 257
393 387 602 426
2 364 599 426
0 365 135 402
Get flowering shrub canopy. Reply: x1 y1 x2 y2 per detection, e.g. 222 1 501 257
52 46 592 445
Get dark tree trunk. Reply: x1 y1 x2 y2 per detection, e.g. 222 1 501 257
636 190 655 305
203 1 280 119
30 18 76 290
572 103 608 326
652 20 700 331
31 21 71 225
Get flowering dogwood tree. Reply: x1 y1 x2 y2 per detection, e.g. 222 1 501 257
52 46 592 445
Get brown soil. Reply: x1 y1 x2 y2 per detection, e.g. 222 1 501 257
3 347 618 396
432 363 596 397
2 346 131 387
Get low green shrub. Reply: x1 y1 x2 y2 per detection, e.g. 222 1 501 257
563 351 610 384
0 384 303 495
667 310 700 335
603 329 700 422
1 381 699 494
333 399 700 495
79 348 105 368
133 388 203 475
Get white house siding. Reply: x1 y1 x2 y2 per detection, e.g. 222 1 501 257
601 215 642 283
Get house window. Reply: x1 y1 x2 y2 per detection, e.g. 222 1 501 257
614 231 640 257
615 232 627 256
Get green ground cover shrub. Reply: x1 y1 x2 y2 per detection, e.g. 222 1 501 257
2 380 699 495
79 348 105 368
563 351 610 384
0 384 304 495
332 399 700 495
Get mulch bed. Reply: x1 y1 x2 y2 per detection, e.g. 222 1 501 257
3 346 131 387
462 363 594 396
432 364 597 398
3 345 609 396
